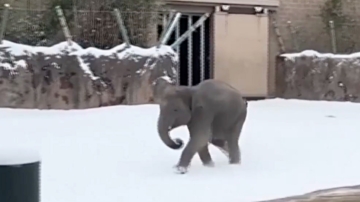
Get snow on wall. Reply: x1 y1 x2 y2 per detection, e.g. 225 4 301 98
0 40 178 109
277 50 360 102
0 147 41 165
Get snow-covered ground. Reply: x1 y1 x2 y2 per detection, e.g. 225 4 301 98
1 98 360 202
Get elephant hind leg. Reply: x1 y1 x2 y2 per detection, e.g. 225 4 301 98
210 138 229 157
226 116 246 164
198 144 215 167
227 138 241 164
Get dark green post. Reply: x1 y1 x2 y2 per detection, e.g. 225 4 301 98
0 148 40 202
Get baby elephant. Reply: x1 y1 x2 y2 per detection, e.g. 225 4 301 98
154 78 247 174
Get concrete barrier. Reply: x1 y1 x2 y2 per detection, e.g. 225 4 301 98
0 148 40 202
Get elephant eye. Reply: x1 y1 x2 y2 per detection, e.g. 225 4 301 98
173 108 178 112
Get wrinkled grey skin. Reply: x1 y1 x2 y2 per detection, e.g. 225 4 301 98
153 78 247 174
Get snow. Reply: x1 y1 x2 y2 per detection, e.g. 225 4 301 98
316 188 360 196
76 57 100 81
281 50 360 60
71 44 177 62
0 148 40 165
152 75 176 86
1 98 360 202
0 59 27 75
0 40 83 56
158 75 175 84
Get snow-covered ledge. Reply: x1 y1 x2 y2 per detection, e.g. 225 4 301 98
0 40 178 109
0 147 40 165
258 184 360 202
276 50 360 103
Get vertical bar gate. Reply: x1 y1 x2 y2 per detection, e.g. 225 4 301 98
162 12 209 86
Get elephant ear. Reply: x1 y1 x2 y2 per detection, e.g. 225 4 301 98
173 85 193 112
152 76 176 104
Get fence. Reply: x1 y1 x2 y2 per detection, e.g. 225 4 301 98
0 5 171 49
273 0 360 54
274 18 360 54
3 3 360 54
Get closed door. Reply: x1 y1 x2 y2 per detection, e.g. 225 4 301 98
213 12 269 97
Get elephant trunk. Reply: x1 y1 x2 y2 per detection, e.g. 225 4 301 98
157 116 184 150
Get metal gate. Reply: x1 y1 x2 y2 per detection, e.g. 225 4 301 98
160 12 211 86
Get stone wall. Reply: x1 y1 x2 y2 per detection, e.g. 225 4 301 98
276 51 360 102
0 40 178 109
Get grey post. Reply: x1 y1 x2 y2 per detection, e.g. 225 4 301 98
200 21 205 82
171 13 210 49
287 21 299 52
159 12 182 46
162 10 176 31
187 15 193 86
175 18 181 85
167 10 176 25
0 4 10 44
0 148 41 202
270 13 286 53
157 10 176 48
158 10 176 45
55 5 73 46
73 4 79 40
113 8 130 48
329 20 337 53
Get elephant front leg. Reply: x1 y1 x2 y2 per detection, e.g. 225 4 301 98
175 136 209 174
174 108 212 174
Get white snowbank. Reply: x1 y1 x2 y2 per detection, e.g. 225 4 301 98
160 75 173 83
160 75 175 83
0 59 27 75
0 147 40 165
152 75 176 86
0 40 83 56
0 40 178 80
71 44 178 62
281 50 360 60
315 187 360 197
